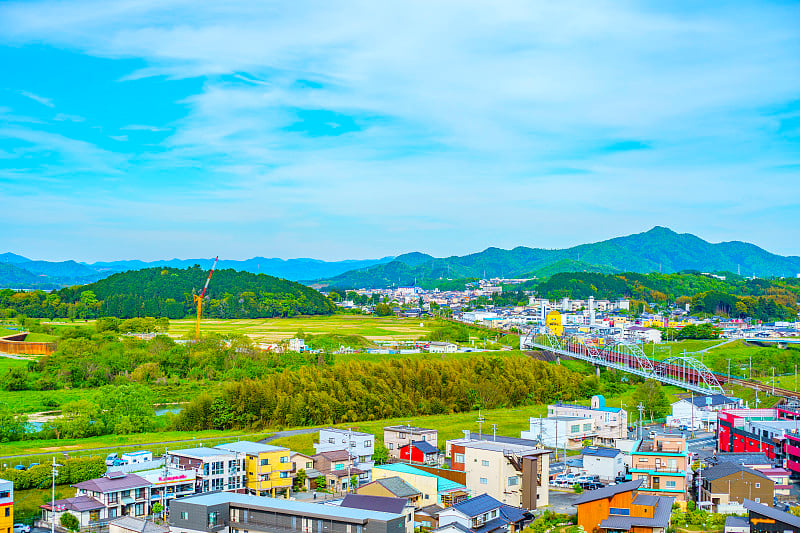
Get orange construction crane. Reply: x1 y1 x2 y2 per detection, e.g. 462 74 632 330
194 256 218 339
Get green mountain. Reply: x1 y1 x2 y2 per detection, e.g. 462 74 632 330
317 227 800 289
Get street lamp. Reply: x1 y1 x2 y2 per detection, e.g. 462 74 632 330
51 457 63 533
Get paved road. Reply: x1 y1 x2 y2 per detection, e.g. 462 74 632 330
259 428 319 444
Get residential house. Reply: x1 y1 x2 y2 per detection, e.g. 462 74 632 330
745 499 800 533
580 447 627 482
168 492 406 533
314 428 375 482
313 450 364 493
521 417 595 449
340 494 415 533
217 441 292 497
699 464 773 513
574 479 673 533
71 471 152 520
756 468 791 499
290 452 318 491
428 342 458 353
668 395 739 431
400 441 440 465
384 426 438 459
372 464 467 507
357 477 423 509
714 453 772 469
0 479 11 533
40 496 105 529
723 516 750 533
435 494 529 533
630 436 689 501
446 439 549 509
166 447 244 493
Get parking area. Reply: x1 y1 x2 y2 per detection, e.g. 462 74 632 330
547 490 580 514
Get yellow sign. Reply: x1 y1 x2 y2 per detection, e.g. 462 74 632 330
751 519 775 525
546 310 563 337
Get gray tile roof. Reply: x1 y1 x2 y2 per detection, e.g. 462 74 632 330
341 494 407 514
109 516 170 533
702 463 771 482
372 477 422 498
73 473 151 493
715 452 771 466
217 441 288 455
599 496 674 530
41 495 104 512
744 499 800 529
725 516 750 529
573 479 643 505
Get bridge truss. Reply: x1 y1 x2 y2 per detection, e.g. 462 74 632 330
522 329 724 395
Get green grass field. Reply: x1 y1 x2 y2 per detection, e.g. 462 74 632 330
166 315 437 342
14 485 74 523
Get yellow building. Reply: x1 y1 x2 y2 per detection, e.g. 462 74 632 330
0 479 12 533
545 310 563 336
217 442 292 497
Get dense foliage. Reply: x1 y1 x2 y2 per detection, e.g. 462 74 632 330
0 457 105 489
0 266 335 319
174 357 599 430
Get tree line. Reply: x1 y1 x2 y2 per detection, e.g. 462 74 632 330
173 356 600 430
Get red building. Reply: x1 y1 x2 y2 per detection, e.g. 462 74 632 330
718 407 800 474
399 440 439 465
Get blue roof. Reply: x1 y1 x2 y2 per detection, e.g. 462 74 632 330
451 494 502 517
581 447 623 458
375 464 465 493
176 492 402 521
686 394 737 407
408 440 438 454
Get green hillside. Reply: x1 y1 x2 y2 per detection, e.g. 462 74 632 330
0 267 335 319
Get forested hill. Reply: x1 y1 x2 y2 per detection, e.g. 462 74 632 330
316 227 800 289
3 267 335 319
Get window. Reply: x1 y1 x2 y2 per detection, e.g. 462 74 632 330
306 462 313 468
480 478 488 485
425 495 429 500
583 423 592 431
260 459 269 466
508 477 519 486
609 508 630 516
280 456 288 463
280 472 288 478
755 483 761 488
638 458 648 462
329 438 335 444
109 508 118 518
108 492 118 504
364 441 372 447
755 498 761 503
334 464 344 470
571 425 580 433
454 453 465 463
4 509 8 517
491 510 497 518
388 443 393 450
0 491 8 498
211 461 224 475
209 512 220 527
135 503 145 516
666 481 676 488
212 478 224 491
482 460 490 467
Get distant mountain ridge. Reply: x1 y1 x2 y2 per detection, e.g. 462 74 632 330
316 227 800 289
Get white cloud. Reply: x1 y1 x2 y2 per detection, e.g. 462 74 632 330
54 113 85 122
19 90 54 107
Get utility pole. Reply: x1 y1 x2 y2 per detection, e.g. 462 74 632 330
727 359 731 379
491 424 498 442
477 410 485 439
51 457 62 533
773 367 775 396
795 365 797 393
637 403 645 440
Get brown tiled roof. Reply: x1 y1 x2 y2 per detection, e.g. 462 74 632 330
315 450 351 462
73 473 151 493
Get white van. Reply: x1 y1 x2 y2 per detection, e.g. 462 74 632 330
120 450 153 464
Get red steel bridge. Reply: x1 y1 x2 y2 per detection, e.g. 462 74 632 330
521 328 726 395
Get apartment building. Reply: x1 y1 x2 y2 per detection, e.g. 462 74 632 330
668 394 739 431
314 428 375 482
384 426 438 459
166 447 244 493
630 436 689 501
314 450 364 492
217 442 292 497
168 492 406 533
372 464 467 507
0 479 12 533
137 466 196 509
521 416 595 449
357 477 423 509
446 439 549 509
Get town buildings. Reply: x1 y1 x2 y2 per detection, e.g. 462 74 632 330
668 394 739 431
399 441 439 465
357 477 423 509
313 450 363 493
314 428 375 483
435 494 528 533
580 446 627 482
372 464 468 507
522 396 627 448
217 442 292 497
166 447 244 493
384 425 438 460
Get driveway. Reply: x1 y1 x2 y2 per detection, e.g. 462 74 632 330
547 490 579 515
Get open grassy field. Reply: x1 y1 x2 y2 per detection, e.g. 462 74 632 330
14 485 74 523
166 315 436 342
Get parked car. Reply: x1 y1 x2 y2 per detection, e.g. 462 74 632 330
678 425 688 431
13 465 26 471
649 431 657 439
13 524 31 533
112 459 127 466
105 453 119 466
614 475 628 483
28 463 39 468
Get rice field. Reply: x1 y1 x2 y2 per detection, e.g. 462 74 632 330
166 315 437 342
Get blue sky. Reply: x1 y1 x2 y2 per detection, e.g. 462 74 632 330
1 1 799 262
